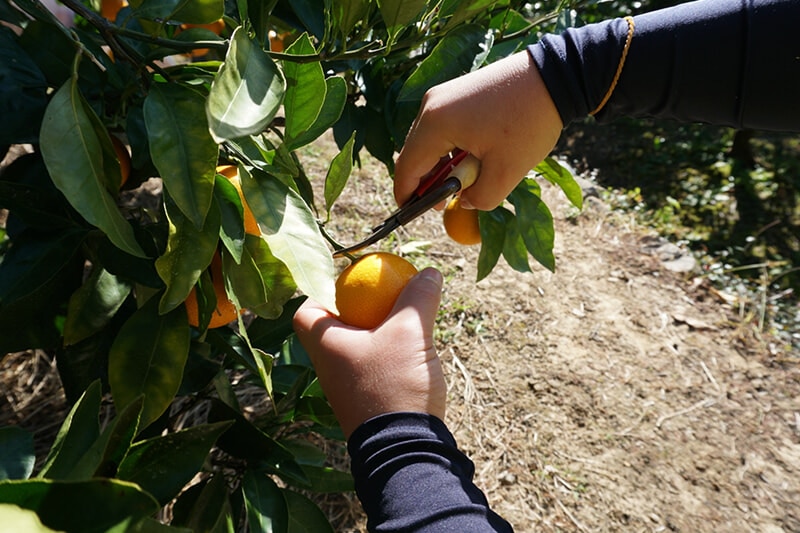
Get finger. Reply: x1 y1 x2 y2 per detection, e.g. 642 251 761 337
458 155 516 211
394 124 456 206
387 267 443 337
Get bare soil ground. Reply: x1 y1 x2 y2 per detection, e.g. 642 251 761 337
2 134 799 532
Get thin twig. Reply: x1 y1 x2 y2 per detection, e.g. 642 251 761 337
655 398 716 429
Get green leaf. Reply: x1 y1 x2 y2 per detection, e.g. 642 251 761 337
155 195 221 314
247 296 305 354
283 489 334 533
63 266 132 346
509 179 556 272
331 0 372 37
242 471 289 533
240 168 337 313
0 28 47 145
291 464 353 493
215 174 246 263
38 380 102 480
282 34 326 148
108 293 191 430
377 0 426 40
0 504 56 533
207 26 286 143
133 0 224 24
224 234 297 320
117 421 233 506
40 78 145 258
285 75 347 151
501 211 531 274
323 132 355 219
67 397 143 480
0 228 85 307
476 209 507 281
0 427 34 481
0 478 158 531
397 24 492 103
171 475 233 533
145 82 218 229
535 157 583 209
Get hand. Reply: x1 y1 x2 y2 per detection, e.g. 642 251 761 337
394 50 563 211
292 268 446 439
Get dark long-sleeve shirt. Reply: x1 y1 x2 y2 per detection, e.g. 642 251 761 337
348 2 800 531
529 0 800 131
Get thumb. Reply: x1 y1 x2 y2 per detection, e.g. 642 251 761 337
387 267 443 333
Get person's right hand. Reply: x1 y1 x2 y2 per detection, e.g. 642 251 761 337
394 50 563 211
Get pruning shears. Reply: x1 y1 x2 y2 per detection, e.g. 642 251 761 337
332 149 480 258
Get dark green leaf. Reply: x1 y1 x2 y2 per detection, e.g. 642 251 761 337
145 82 218 229
63 266 132 346
38 380 102 479
247 296 305 354
172 474 233 532
476 209 507 281
0 478 158 531
40 78 145 257
293 465 353 493
133 0 223 24
0 427 34 480
535 157 583 209
282 34 326 148
155 195 221 314
242 471 289 533
283 489 334 533
207 27 286 142
0 28 47 144
501 211 531 274
0 228 85 307
240 168 337 312
215 174 246 263
108 293 191 430
331 0 372 37
509 179 556 272
398 24 491 103
117 421 232 506
323 132 355 219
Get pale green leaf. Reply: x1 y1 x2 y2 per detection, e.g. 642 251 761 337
285 75 347 150
535 157 583 210
282 34 326 147
323 132 355 219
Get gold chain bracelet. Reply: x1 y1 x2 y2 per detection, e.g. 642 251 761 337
590 16 635 116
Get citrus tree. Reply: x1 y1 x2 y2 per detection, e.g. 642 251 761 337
0 0 582 529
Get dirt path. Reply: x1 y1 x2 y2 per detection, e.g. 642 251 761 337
383 169 800 532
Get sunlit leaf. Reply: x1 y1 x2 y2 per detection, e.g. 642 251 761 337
0 478 158 531
331 0 372 37
501 211 531 274
63 266 132 346
535 157 582 209
108 294 191 430
240 168 337 313
282 34 326 148
155 196 221 314
145 82 218 229
117 421 232 505
323 132 355 219
0 427 34 481
242 471 289 533
377 0 426 40
0 504 55 532
40 78 145 257
207 27 286 143
509 179 556 272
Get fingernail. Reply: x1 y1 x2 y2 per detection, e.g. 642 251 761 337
418 267 443 288
459 197 475 210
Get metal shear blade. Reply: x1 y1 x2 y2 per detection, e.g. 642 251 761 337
333 150 469 257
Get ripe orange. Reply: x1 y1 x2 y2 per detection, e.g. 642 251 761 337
110 134 131 187
216 165 260 235
443 196 481 245
184 251 241 329
335 252 418 329
101 0 127 21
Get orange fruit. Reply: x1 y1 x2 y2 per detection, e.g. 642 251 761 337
101 0 127 21
443 196 481 245
110 134 131 187
217 165 260 235
335 252 418 329
184 251 241 329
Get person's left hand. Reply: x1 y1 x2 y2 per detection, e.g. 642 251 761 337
292 268 446 438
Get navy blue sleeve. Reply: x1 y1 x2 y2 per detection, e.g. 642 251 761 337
347 412 514 532
529 0 800 131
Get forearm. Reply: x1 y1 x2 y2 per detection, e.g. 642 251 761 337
530 0 800 131
348 412 513 533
